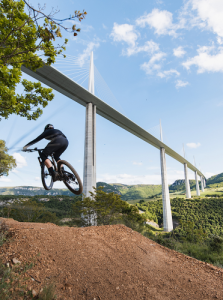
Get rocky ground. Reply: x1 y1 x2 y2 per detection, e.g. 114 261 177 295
0 217 223 300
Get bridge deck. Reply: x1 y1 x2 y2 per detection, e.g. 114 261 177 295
21 64 205 178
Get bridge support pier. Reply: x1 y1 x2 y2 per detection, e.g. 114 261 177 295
160 147 173 232
195 171 200 196
204 178 206 188
184 163 191 198
83 103 96 198
201 176 204 192
83 51 96 198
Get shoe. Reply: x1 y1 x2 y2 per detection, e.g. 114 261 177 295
52 171 60 182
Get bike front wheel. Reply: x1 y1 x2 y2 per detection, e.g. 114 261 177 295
41 164 53 190
58 160 83 195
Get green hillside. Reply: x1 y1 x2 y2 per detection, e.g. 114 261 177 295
110 184 162 200
0 186 75 196
206 173 223 188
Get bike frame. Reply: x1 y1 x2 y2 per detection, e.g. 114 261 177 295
24 148 58 171
37 150 58 172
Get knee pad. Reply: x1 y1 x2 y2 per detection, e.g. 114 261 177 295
40 151 48 163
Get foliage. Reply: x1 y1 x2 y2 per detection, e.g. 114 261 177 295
137 197 223 236
0 0 86 121
0 140 16 176
138 196 223 267
0 199 59 223
72 187 147 230
0 195 81 223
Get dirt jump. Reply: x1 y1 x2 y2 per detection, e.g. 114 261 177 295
1 218 222 299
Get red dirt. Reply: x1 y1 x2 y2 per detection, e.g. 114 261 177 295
1 217 223 300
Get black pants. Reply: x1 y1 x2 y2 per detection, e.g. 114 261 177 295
40 137 68 162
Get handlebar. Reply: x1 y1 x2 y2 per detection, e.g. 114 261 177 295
22 148 44 153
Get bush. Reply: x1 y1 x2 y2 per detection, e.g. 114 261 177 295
209 235 223 253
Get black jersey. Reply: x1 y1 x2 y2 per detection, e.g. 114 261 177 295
25 129 67 148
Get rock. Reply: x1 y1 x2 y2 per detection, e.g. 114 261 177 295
12 258 21 264
116 286 119 290
32 289 37 297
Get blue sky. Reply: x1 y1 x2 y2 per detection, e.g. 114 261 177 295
1 0 223 187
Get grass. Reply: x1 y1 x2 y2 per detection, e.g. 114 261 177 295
38 283 56 300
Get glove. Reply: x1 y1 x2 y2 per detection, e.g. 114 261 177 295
23 146 28 151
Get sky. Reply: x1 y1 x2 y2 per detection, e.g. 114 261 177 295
1 0 223 188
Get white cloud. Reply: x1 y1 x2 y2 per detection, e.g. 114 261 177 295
188 0 223 38
126 40 160 56
13 153 27 168
133 162 143 166
186 142 201 148
136 9 181 36
157 69 180 78
0 177 11 182
98 170 198 185
175 80 189 88
110 23 139 48
141 52 166 74
78 41 100 67
173 46 186 57
183 45 223 73
110 24 160 57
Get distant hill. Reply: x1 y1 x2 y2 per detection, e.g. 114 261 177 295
206 173 223 188
0 186 74 196
169 179 201 192
97 182 162 200
0 183 162 201
168 172 223 192
1 172 222 200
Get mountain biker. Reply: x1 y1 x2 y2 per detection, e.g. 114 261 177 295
23 124 68 181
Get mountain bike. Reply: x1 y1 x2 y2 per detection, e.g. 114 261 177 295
23 148 83 195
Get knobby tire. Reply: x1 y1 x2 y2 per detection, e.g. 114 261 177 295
41 163 53 190
58 160 83 195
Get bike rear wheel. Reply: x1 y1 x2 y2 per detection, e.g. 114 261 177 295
58 160 83 195
41 164 53 190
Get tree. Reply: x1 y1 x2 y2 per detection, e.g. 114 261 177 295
72 187 147 229
0 0 87 120
0 140 16 176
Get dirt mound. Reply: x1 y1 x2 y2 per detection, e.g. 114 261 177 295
1 217 223 299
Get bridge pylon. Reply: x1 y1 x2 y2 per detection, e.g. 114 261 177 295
160 147 173 232
83 52 96 198
184 163 191 198
195 171 200 196
201 176 204 192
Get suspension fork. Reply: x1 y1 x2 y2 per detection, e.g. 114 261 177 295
37 150 43 167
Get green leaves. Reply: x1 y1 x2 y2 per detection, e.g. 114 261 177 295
72 187 147 228
0 0 86 121
0 140 16 176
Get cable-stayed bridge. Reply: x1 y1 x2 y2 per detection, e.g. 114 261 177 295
21 52 205 232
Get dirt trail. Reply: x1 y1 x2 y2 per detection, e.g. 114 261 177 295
0 218 223 300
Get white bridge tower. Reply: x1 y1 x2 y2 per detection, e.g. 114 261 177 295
83 52 96 197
